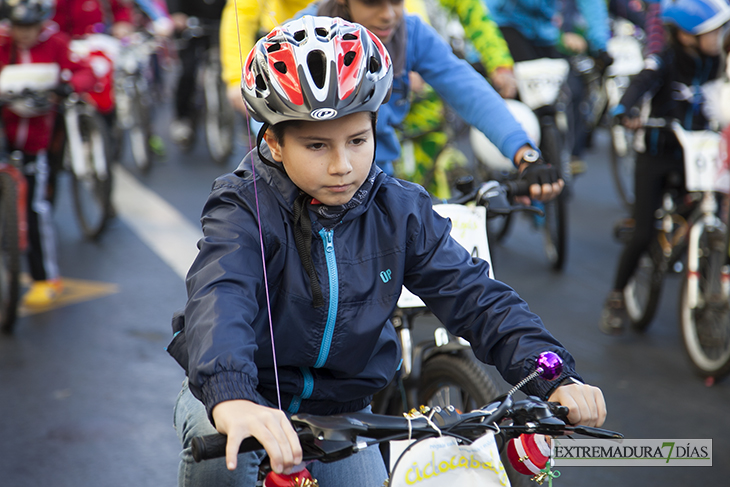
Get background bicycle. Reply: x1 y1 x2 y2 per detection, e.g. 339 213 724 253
112 30 164 174
175 16 235 166
614 118 730 381
471 57 573 273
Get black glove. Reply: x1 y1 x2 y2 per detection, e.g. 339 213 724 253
53 83 74 97
594 50 614 75
519 158 561 187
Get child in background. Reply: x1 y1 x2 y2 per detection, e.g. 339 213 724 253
0 0 95 306
600 0 730 334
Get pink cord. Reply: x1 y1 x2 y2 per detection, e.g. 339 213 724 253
234 0 282 411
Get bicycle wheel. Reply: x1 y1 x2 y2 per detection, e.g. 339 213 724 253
418 353 530 487
128 85 153 174
624 241 664 332
68 106 113 240
540 123 568 271
609 123 635 209
203 50 234 165
679 227 730 379
0 172 20 335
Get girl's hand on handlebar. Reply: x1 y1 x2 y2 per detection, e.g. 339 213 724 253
211 400 303 474
518 162 564 202
548 383 607 428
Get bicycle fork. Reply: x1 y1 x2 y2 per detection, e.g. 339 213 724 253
64 98 109 180
685 192 730 309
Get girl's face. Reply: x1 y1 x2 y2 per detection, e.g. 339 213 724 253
264 112 375 206
697 27 723 56
336 0 404 43
10 24 42 50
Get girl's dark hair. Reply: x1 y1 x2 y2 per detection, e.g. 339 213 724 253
268 112 378 145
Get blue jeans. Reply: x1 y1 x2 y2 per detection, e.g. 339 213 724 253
173 379 388 487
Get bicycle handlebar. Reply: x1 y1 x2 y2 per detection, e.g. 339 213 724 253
190 394 622 464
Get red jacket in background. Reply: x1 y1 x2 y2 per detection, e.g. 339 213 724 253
52 0 133 38
0 21 96 154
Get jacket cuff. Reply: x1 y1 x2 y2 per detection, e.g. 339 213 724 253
201 371 260 422
520 352 583 400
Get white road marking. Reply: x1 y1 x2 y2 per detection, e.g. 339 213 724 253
112 165 202 280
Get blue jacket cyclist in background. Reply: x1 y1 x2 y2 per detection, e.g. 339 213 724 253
169 15 607 487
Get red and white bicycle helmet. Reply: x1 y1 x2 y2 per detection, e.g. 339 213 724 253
242 16 392 126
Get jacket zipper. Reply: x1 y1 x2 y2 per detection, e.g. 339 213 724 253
288 367 314 414
315 228 338 368
289 229 338 413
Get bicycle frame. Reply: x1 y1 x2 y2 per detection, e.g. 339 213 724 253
0 157 28 253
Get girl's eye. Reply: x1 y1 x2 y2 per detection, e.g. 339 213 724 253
308 143 326 150
351 138 366 146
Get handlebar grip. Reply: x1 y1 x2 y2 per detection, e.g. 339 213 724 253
504 180 531 198
191 433 264 462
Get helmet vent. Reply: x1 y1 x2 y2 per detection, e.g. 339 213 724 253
307 50 327 89
343 51 356 66
267 43 281 53
273 61 288 74
368 56 381 73
343 33 357 41
255 74 267 91
294 30 306 42
315 27 329 37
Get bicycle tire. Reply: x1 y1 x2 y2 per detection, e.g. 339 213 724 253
68 107 113 240
129 86 153 174
624 241 664 332
539 123 568 271
0 172 20 335
203 50 234 165
679 227 730 379
609 122 636 209
418 353 531 487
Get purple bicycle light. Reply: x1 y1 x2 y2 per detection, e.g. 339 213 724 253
536 351 563 381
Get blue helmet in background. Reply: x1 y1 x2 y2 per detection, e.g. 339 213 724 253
661 0 730 35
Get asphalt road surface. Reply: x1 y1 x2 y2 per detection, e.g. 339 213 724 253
1 101 728 487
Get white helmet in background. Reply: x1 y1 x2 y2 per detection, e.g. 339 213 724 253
469 99 540 173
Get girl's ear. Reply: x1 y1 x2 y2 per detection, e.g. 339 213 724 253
263 129 284 162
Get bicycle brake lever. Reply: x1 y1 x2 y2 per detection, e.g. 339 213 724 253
566 425 624 439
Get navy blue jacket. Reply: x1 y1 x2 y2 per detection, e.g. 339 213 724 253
180 146 581 418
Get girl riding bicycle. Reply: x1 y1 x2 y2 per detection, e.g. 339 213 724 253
600 0 730 334
170 16 606 487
